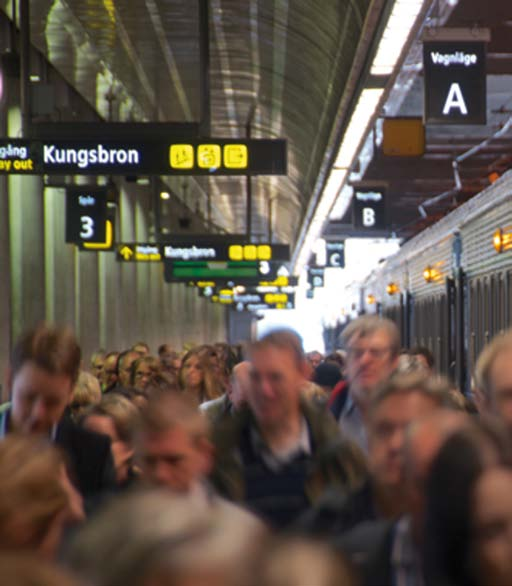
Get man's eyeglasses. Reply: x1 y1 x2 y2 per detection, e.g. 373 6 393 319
347 347 391 360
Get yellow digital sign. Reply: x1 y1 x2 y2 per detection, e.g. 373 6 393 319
169 143 249 171
224 144 248 169
169 144 194 169
197 145 221 169
264 293 289 305
228 244 272 261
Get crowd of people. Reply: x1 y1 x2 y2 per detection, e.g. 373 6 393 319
2 315 512 585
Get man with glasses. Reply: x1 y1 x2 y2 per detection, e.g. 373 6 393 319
329 316 400 452
211 329 366 529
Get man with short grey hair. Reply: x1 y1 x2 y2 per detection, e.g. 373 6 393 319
329 315 400 452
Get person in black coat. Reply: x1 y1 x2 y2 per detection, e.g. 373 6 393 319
0 324 116 510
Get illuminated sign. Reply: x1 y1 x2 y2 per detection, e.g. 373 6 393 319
325 241 345 268
0 138 286 176
164 260 279 282
423 41 486 125
353 190 386 231
308 267 325 288
116 244 162 262
0 141 35 173
66 187 107 245
191 276 298 289
162 242 289 263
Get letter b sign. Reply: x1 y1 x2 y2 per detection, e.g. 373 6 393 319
363 208 376 227
353 190 386 232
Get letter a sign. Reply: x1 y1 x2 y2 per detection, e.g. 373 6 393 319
423 40 486 125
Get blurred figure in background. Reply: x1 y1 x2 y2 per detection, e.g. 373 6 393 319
255 537 357 586
201 361 251 422
115 350 142 389
475 330 512 428
409 346 435 373
90 349 106 381
0 553 80 586
158 343 181 384
83 394 140 490
130 356 160 394
69 371 102 422
306 351 324 372
67 490 266 586
132 341 150 355
100 351 119 394
0 435 84 560
312 362 343 398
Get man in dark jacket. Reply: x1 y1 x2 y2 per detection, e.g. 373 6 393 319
211 329 367 529
0 324 116 509
298 372 449 537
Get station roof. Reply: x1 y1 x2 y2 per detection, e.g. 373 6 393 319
326 0 512 240
22 0 377 245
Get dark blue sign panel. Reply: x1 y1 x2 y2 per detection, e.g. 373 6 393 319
423 41 486 125
326 241 345 268
353 190 386 231
65 187 107 245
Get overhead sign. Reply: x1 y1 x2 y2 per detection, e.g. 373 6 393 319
162 242 289 263
0 138 287 176
308 267 325 289
353 189 386 231
325 241 345 268
164 260 279 282
116 243 161 262
190 275 298 289
66 187 107 245
423 41 486 124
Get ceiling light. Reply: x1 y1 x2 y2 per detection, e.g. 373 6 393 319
160 191 171 200
386 282 400 295
334 89 384 169
371 0 426 76
366 294 377 305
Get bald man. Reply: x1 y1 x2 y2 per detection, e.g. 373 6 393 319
200 361 250 423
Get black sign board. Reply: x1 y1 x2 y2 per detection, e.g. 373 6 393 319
162 242 289 263
423 41 486 125
189 276 299 289
325 241 345 268
0 138 287 176
66 187 107 244
308 267 325 289
164 260 279 283
353 190 386 231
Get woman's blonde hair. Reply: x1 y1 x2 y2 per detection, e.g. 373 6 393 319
71 371 102 409
0 436 68 550
178 347 223 403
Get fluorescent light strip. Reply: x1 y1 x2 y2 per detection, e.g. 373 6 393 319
295 169 348 271
334 88 384 168
294 87 385 273
371 0 425 76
